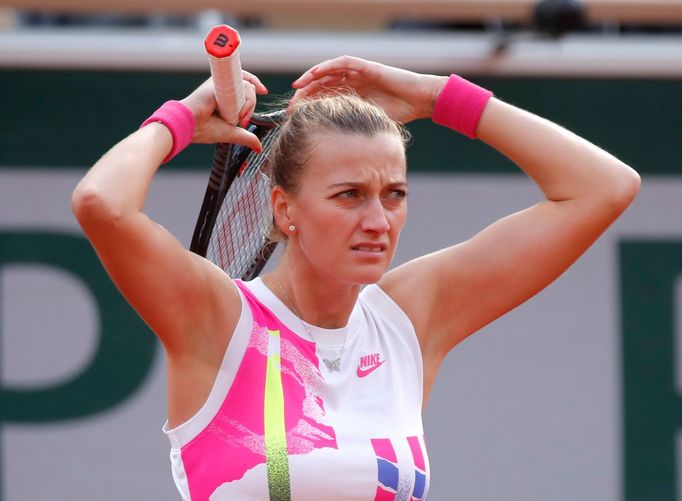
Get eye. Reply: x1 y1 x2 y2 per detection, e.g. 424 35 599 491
337 189 358 199
387 189 408 200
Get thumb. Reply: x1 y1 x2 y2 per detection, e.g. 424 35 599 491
212 120 263 153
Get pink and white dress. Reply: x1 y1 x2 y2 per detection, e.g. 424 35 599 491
163 277 429 500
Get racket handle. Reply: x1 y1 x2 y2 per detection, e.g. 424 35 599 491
204 24 245 125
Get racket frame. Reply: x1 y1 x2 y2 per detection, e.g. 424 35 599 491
192 24 285 280
189 111 285 280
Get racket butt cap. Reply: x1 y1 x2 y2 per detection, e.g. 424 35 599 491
204 25 241 59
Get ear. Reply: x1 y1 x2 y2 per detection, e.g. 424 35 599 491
271 185 295 235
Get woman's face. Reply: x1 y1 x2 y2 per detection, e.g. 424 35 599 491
281 131 408 285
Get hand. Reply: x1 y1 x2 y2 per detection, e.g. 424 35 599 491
181 70 268 151
291 56 447 124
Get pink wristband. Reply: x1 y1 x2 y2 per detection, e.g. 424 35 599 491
140 100 195 163
432 74 493 139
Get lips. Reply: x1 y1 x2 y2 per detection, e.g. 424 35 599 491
351 243 386 253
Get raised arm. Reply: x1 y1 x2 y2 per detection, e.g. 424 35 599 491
389 85 639 368
292 57 640 364
392 95 639 355
71 75 265 355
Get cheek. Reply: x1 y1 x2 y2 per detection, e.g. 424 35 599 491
389 207 408 234
298 205 350 248
302 201 352 230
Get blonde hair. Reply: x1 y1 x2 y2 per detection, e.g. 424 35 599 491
269 92 410 241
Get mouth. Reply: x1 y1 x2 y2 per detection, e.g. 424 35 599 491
351 244 386 253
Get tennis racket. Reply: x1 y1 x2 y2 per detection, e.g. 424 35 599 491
190 25 285 280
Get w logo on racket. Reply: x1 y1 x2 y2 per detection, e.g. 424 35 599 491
213 33 229 48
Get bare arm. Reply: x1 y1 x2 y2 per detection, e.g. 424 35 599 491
71 75 265 356
386 96 640 357
292 56 640 362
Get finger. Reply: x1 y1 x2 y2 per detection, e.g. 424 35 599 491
293 69 356 94
211 120 263 152
239 82 257 127
240 100 256 128
291 59 331 88
242 70 269 95
290 74 350 104
292 56 368 88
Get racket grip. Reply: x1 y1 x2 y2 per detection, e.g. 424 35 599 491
204 25 245 125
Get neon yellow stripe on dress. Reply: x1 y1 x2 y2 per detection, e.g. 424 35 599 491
264 329 291 501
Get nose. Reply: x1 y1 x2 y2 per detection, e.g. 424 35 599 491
360 198 390 234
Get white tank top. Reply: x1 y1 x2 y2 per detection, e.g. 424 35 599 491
163 278 429 500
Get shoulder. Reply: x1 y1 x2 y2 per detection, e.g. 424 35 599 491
375 255 465 358
357 283 419 348
359 284 414 327
162 257 243 360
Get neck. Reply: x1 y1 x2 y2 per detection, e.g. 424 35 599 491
262 261 362 329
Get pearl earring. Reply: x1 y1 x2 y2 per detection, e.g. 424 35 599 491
288 225 296 233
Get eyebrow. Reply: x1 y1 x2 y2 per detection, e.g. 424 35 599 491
327 181 408 190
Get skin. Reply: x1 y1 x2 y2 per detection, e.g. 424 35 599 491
264 131 409 328
72 58 640 428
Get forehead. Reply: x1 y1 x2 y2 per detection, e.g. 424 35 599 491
303 131 407 185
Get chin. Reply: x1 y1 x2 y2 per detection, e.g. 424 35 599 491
345 265 389 286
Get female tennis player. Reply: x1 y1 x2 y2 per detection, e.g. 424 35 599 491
72 57 639 500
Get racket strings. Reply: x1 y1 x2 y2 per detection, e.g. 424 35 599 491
207 127 280 278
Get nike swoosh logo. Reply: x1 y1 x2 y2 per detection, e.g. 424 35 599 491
356 360 385 378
